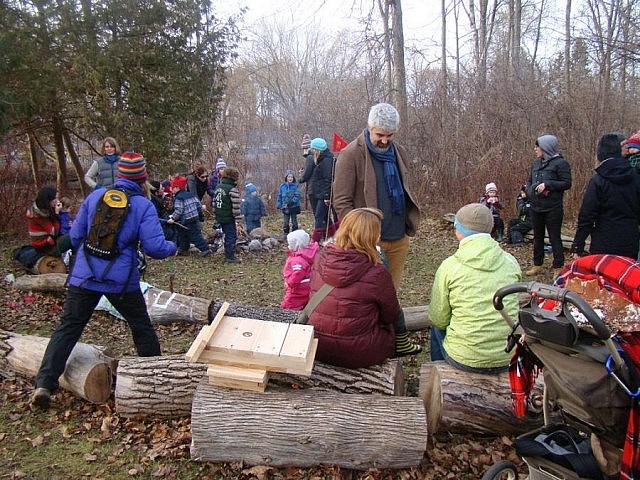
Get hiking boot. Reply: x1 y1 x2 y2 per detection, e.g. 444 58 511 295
394 332 423 357
31 387 51 409
224 257 241 264
525 265 544 276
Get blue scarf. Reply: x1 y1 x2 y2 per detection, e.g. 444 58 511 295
365 130 405 214
104 154 119 164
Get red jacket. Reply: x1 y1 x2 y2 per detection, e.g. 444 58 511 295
26 204 60 251
309 243 400 368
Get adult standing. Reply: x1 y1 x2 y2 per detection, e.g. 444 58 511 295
571 133 640 260
31 152 177 409
332 103 421 290
187 165 208 203
524 134 572 276
84 137 121 189
299 137 335 243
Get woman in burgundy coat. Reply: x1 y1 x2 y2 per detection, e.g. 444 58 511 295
308 207 421 368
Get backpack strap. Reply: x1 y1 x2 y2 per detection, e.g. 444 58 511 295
296 283 334 325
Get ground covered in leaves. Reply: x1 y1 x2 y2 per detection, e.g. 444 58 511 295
0 212 559 479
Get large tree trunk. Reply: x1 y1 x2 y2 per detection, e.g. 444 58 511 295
419 362 544 436
190 382 427 470
0 330 115 403
12 275 430 330
115 355 405 417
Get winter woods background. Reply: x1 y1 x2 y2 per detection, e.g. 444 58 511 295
2 0 640 232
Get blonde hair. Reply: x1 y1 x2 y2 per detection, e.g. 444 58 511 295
59 196 73 210
101 137 121 155
335 208 383 264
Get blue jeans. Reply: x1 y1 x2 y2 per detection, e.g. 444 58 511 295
282 211 299 234
429 327 508 374
35 285 161 391
313 198 329 230
221 221 237 259
177 218 209 253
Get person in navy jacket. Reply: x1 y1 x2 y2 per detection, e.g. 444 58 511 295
31 152 177 409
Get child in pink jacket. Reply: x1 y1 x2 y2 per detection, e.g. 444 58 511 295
281 229 319 310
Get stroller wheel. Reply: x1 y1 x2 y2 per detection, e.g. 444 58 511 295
481 460 519 480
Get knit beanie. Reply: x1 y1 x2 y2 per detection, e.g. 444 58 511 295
117 152 147 183
310 138 328 151
485 182 497 194
215 157 227 170
285 169 295 179
301 134 311 150
454 203 494 236
246 184 257 194
627 132 640 150
597 133 625 162
35 186 57 212
170 176 188 190
287 229 310 252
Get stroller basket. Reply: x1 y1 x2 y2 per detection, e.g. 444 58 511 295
515 424 603 480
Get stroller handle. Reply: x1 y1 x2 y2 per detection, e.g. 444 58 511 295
493 281 612 341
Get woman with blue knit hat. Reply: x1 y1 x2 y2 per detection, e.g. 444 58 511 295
276 170 302 235
31 152 177 409
299 137 335 242
429 203 521 373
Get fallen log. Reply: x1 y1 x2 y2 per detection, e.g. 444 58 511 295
0 330 115 403
419 361 543 436
114 355 405 417
190 382 428 470
12 274 211 325
11 274 429 330
208 301 430 331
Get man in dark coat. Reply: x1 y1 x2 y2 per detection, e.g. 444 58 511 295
571 133 640 259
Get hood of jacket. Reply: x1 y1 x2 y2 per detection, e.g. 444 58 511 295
290 241 319 263
536 134 558 161
453 234 513 273
595 156 634 185
316 243 375 288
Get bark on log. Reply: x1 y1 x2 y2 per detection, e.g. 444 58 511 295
12 274 211 325
190 382 428 470
11 275 428 330
419 361 543 436
0 329 115 403
209 301 430 331
114 355 405 417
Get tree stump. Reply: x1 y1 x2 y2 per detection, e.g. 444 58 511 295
0 330 115 403
114 355 405 417
419 361 544 436
190 382 428 470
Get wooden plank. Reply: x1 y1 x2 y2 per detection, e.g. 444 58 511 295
185 301 230 362
207 365 269 392
203 317 315 372
282 338 317 376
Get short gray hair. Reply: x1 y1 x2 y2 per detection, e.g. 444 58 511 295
367 103 400 131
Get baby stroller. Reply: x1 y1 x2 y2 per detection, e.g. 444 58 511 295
481 280 639 480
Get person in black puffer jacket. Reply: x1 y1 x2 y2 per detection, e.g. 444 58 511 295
571 133 640 260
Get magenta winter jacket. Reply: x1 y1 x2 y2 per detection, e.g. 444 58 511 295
308 243 400 368
281 242 319 310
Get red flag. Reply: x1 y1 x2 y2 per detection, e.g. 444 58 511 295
333 132 348 153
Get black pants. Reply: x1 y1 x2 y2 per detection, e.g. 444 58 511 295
35 285 161 392
531 207 565 268
507 219 532 243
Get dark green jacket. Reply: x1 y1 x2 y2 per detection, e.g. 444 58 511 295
213 178 241 224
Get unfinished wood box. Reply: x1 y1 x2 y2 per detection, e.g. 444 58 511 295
185 302 317 391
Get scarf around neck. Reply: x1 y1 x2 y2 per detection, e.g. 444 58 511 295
104 154 119 164
365 129 405 214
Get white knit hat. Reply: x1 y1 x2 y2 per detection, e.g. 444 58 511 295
287 229 310 252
